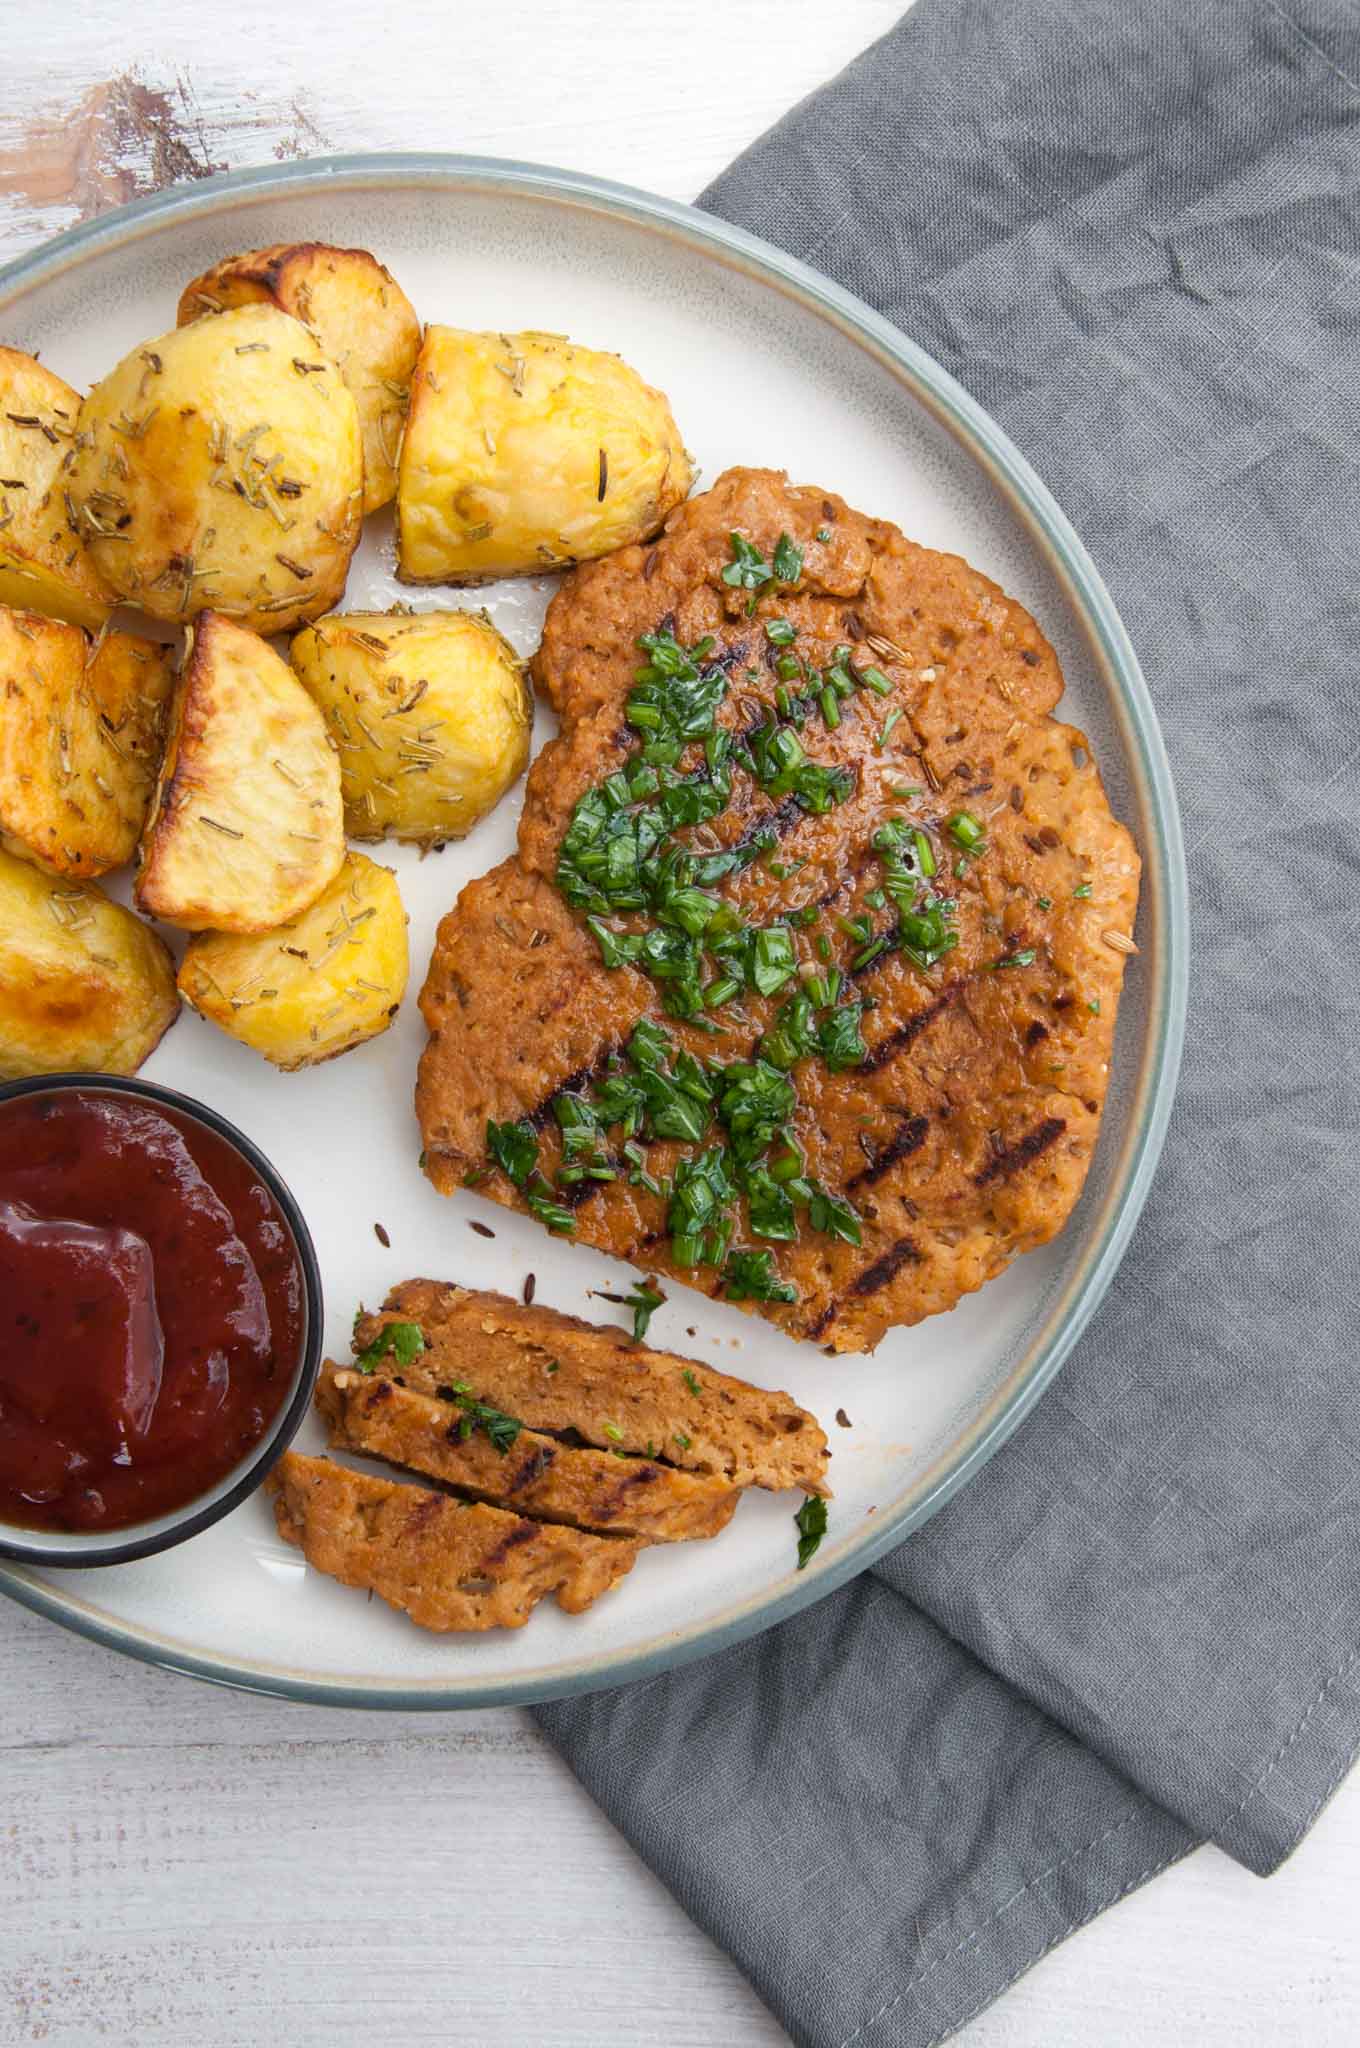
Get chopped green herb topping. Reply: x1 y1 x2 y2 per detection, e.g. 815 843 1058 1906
624 1282 665 1343
772 533 804 583
1074 883 1093 898
437 1380 523 1454
354 1320 426 1374
724 1249 797 1303
990 948 1038 970
525 1180 577 1233
682 1368 702 1396
947 809 985 854
486 1117 538 1187
795 1493 828 1569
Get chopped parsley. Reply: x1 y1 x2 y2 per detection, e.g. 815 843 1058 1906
354 1320 426 1374
795 1494 828 1569
724 1249 797 1302
487 1117 537 1187
673 1431 692 1451
722 531 772 592
437 1380 523 1454
624 1282 665 1343
990 948 1038 970
772 533 804 583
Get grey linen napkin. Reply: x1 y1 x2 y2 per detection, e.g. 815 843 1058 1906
535 1 1360 2040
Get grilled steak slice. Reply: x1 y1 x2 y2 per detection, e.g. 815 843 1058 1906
266 1453 638 1630
317 1363 741 1543
416 467 1140 1351
354 1279 830 1495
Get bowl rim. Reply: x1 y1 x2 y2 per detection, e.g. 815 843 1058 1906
0 150 1189 1705
0 1071 324 1567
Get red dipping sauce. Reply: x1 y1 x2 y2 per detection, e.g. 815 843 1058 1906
0 1087 306 1534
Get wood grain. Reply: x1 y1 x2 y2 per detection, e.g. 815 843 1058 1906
1 4 1358 2043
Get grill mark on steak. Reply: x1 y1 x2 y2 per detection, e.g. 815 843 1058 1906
482 1518 539 1567
859 982 962 1074
847 1115 929 1190
505 1444 557 1493
596 1463 663 1520
526 1042 625 1130
973 1116 1067 1185
726 792 804 861
850 1236 924 1296
806 1233 926 1340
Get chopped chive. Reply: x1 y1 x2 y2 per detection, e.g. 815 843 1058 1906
876 708 903 750
820 687 840 729
947 810 985 854
1074 883 1093 898
858 665 893 697
682 1368 702 1397
990 948 1038 969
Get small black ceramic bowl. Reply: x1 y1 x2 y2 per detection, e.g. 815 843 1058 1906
0 1072 323 1569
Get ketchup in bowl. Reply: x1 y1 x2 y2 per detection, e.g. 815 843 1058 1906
0 1085 309 1538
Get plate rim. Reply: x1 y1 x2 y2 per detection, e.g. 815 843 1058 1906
0 150 1190 1709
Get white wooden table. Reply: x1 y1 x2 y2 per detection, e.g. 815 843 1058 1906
2 7 1357 2042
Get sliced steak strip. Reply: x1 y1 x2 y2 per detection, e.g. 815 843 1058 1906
266 1453 639 1632
317 1364 740 1543
356 1279 830 1496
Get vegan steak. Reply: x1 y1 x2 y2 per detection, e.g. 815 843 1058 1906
415 469 1140 1351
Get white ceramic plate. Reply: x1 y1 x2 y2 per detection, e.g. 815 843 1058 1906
0 157 1187 1706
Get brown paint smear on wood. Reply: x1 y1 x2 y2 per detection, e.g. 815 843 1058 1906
0 70 329 223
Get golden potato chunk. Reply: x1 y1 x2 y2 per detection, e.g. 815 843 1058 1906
136 610 343 933
68 304 362 634
177 243 420 516
0 348 115 630
0 606 174 878
396 326 691 583
0 846 178 1079
289 608 529 844
177 851 408 1070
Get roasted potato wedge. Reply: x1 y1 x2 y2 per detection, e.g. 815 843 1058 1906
289 608 530 844
68 305 363 634
136 610 343 933
177 243 420 516
0 348 115 630
0 845 178 1079
396 327 691 583
0 606 174 878
177 851 408 1070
